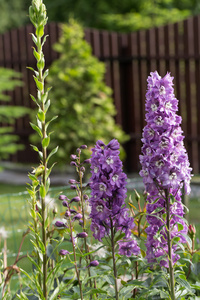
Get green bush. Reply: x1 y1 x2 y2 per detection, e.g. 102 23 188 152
41 19 129 164
0 68 28 161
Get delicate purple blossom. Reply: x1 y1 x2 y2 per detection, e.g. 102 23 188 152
89 139 139 257
140 71 192 267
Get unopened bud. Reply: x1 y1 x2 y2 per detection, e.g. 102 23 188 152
88 260 99 267
77 232 88 238
73 213 82 221
80 145 87 149
70 196 80 203
59 249 70 256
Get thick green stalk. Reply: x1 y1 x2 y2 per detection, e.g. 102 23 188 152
165 190 176 300
110 218 119 300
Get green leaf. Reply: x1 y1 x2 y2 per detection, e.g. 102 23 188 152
42 136 50 148
33 47 41 61
37 109 45 122
47 244 56 261
30 122 43 138
46 146 58 163
33 76 43 91
177 223 184 231
31 33 37 45
176 277 193 293
36 25 44 38
40 184 46 198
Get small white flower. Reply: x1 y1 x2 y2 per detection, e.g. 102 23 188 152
155 116 164 126
106 157 114 165
151 104 158 112
159 85 166 95
0 227 8 239
165 102 172 110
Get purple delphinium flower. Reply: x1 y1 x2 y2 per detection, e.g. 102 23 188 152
140 71 192 267
90 139 139 257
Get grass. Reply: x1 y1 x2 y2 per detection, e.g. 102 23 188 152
1 180 200 291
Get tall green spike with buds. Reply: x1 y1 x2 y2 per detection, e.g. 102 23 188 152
26 0 58 299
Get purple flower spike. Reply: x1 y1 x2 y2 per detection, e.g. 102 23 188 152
77 232 88 238
59 249 70 256
140 71 192 267
89 139 139 256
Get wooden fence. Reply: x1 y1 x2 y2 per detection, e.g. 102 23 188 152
1 16 200 173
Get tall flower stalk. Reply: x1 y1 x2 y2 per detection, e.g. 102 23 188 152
27 1 58 298
140 71 192 299
90 139 140 299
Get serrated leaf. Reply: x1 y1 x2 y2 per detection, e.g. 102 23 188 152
30 122 43 138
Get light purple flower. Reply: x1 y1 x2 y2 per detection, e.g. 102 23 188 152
140 71 192 266
89 139 139 257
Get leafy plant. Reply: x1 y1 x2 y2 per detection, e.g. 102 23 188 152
35 19 129 165
0 68 28 162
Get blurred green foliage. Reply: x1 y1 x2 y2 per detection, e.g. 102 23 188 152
39 20 129 164
0 0 199 33
0 68 28 161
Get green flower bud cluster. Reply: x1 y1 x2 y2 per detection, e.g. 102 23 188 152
29 0 47 29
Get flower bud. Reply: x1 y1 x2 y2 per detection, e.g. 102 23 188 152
59 195 68 201
73 213 82 221
70 161 77 167
59 249 70 256
55 221 68 228
188 224 196 239
70 196 80 203
80 166 85 172
80 145 87 149
70 154 77 160
62 200 69 207
70 209 77 214
65 210 71 218
76 148 81 154
70 185 77 190
88 260 99 267
79 220 83 227
83 159 91 164
83 194 89 201
69 179 77 184
77 232 88 238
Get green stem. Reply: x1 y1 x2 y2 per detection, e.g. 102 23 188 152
110 218 119 300
165 190 176 300
69 216 83 300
